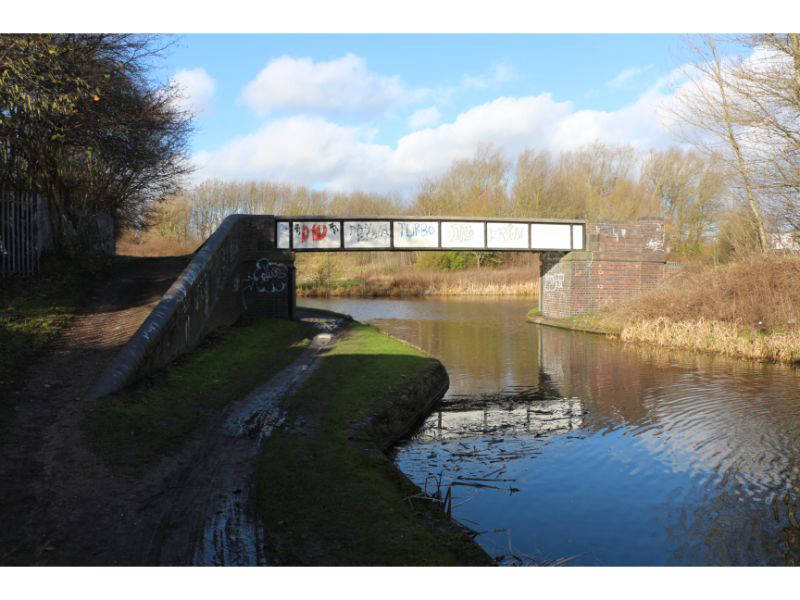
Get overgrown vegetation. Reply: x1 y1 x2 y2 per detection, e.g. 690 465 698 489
0 34 191 254
255 323 492 565
298 263 538 297
88 317 313 468
607 254 800 330
576 254 800 363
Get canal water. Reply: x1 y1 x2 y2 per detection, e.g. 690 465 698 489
299 297 800 566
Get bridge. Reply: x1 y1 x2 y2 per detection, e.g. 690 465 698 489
275 217 585 252
87 214 669 401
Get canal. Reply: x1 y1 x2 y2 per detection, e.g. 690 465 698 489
299 297 800 566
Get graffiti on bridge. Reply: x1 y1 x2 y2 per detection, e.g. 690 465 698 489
244 259 288 294
543 272 564 292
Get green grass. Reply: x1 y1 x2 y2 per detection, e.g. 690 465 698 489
88 317 314 468
527 307 622 335
0 255 119 432
255 323 493 566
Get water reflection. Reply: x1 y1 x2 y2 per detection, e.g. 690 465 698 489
299 297 800 565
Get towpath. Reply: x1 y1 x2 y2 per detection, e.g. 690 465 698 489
0 256 189 565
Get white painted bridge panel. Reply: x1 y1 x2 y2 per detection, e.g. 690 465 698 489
393 221 439 248
276 218 585 252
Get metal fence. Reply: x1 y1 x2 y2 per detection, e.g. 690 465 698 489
1 190 48 278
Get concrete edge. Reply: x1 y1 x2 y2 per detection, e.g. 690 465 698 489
86 214 245 402
526 312 621 336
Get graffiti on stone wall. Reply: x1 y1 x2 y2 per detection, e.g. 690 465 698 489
646 237 664 251
244 259 288 293
543 272 564 292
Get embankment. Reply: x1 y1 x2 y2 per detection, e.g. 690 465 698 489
528 254 800 365
85 311 491 565
255 321 494 565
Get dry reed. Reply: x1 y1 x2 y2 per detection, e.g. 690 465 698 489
620 317 800 364
592 253 800 364
605 253 800 331
297 266 539 298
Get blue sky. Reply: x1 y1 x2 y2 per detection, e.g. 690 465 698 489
153 34 738 195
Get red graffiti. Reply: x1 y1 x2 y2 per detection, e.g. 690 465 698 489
301 224 310 243
312 224 327 241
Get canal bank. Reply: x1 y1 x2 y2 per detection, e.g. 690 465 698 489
255 320 493 565
82 308 491 565
302 296 800 565
527 308 800 365
529 254 800 365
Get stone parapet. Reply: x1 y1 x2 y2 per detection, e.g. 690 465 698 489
87 214 295 401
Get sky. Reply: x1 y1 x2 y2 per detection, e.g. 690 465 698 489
155 34 707 196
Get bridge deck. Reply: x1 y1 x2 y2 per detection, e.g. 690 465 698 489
276 216 585 252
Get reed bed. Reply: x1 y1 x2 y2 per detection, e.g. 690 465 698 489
297 266 539 298
620 317 800 363
606 253 800 331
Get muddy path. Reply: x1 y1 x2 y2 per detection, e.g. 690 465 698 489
0 256 190 565
0 267 347 566
149 314 345 566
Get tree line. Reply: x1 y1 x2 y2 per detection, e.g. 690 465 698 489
150 143 741 261
3 34 798 261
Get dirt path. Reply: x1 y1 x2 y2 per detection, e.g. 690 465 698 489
0 256 190 565
150 316 344 566
0 261 349 566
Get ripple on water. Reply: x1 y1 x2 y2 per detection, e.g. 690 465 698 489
301 297 800 565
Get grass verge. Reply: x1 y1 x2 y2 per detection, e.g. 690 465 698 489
526 308 623 336
88 317 314 468
255 323 493 566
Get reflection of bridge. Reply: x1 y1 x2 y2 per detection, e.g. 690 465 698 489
421 393 585 441
88 214 669 400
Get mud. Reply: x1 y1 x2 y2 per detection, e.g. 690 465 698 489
0 277 348 566
152 314 345 566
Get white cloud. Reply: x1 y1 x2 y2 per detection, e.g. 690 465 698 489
606 65 653 88
170 68 216 115
192 116 393 191
193 80 681 196
408 106 442 130
240 53 411 116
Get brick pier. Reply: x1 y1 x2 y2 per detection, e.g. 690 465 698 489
539 220 669 319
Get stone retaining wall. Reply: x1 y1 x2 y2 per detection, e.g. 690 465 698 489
87 214 295 401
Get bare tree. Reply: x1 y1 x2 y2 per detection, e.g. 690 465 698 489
670 35 769 252
728 34 800 232
641 148 725 255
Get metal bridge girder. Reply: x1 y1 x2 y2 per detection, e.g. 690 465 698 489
275 216 586 252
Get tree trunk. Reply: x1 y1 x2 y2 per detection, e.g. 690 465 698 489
712 45 769 252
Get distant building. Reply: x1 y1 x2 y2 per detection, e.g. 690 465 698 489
769 232 800 252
